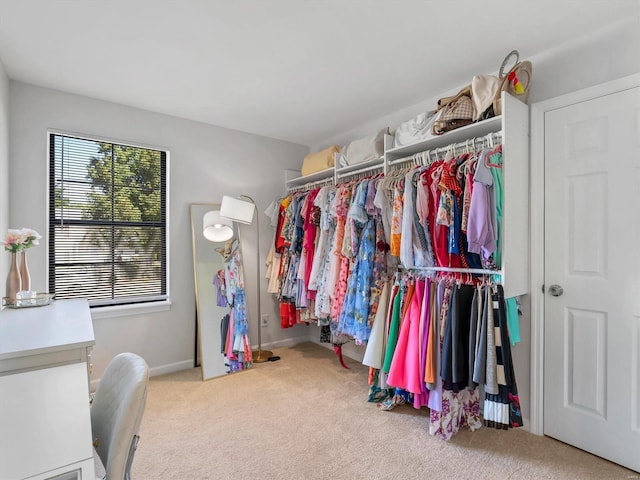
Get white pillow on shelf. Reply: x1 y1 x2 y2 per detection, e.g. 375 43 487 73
343 127 389 165
393 110 440 148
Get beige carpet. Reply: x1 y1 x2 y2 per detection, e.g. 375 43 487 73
133 342 636 480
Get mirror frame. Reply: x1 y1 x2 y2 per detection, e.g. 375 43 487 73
190 202 238 380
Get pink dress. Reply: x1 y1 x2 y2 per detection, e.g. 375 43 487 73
302 189 320 299
329 185 352 320
405 279 425 395
413 279 431 408
387 280 424 391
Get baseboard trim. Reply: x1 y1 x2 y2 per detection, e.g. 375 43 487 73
90 359 193 391
150 359 194 377
254 335 311 351
307 338 365 363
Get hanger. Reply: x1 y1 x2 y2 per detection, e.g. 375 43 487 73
485 144 503 168
395 165 416 189
380 164 407 190
443 144 455 162
456 150 477 179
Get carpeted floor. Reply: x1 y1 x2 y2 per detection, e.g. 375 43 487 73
132 342 637 479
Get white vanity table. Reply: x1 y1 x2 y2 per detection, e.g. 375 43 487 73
0 299 96 480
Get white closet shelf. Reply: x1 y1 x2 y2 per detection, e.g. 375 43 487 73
386 116 502 160
286 167 334 188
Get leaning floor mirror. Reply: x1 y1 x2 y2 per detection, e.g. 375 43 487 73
190 203 252 380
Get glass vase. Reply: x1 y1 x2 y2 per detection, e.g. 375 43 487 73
20 250 31 292
5 252 21 304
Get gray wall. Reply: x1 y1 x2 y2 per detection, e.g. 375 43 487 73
8 82 309 383
0 61 8 283
307 17 640 429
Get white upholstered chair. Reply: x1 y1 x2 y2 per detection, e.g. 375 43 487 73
91 352 150 480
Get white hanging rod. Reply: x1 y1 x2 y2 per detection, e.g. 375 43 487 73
335 163 384 182
287 176 334 193
405 266 502 275
388 131 502 167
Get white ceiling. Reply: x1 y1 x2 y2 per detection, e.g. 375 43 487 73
0 0 638 146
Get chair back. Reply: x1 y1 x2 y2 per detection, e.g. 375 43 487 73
91 352 149 480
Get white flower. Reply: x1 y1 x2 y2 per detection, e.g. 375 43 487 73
3 228 42 253
20 228 42 247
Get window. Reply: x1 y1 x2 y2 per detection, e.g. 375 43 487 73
48 133 168 308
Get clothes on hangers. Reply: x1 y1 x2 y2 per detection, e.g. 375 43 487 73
263 131 523 440
219 239 252 371
364 271 522 440
267 174 391 346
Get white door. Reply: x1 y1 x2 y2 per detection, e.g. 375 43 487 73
544 86 640 472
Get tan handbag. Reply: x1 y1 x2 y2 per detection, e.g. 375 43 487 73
493 50 532 116
432 85 474 135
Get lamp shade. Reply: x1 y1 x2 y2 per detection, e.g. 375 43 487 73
220 195 255 225
203 210 234 242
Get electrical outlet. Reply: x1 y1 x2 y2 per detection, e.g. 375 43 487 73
261 314 269 327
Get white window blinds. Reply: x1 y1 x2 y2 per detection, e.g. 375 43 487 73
48 133 168 307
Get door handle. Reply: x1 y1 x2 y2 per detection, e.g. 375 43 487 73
548 284 564 297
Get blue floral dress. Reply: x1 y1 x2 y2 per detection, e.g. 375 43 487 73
336 182 376 344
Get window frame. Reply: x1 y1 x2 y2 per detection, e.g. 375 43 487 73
46 130 171 315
